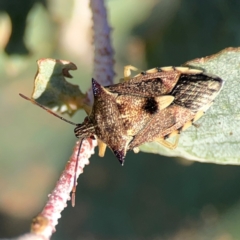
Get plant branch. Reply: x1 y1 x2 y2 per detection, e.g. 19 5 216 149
88 0 115 103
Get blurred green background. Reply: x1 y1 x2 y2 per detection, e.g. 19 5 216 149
0 0 240 239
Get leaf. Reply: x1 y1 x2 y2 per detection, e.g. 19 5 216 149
140 47 240 164
32 58 89 116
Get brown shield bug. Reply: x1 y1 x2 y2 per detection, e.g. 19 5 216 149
20 65 224 166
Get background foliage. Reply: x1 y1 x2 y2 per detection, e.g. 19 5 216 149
0 0 240 239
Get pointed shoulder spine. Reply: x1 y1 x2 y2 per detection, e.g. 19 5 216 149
92 78 102 96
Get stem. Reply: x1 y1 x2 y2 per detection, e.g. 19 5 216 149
31 139 97 238
88 0 115 103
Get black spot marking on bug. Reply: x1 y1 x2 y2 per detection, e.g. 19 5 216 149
156 67 162 72
142 97 158 114
141 71 147 75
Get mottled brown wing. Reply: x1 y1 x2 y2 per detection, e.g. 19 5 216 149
170 73 224 112
128 73 224 150
128 105 196 150
106 70 181 97
116 95 174 137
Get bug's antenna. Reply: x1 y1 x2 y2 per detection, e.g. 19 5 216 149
19 93 78 126
71 138 84 207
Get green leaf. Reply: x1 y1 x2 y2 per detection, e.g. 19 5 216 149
32 58 89 116
140 47 240 164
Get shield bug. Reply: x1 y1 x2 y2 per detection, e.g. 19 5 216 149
103 66 224 162
20 65 224 166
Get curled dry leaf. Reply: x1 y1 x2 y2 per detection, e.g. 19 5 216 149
32 58 89 116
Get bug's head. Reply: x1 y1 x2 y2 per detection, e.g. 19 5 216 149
74 117 95 139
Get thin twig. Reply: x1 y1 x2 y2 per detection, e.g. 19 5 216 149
31 139 97 238
88 0 115 103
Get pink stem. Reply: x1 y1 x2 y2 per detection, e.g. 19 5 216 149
31 139 97 238
10 1 115 239
88 0 115 103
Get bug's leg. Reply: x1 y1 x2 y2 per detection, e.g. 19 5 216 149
192 122 200 128
154 134 180 150
98 139 107 157
192 110 204 122
122 65 142 81
133 147 140 153
181 121 193 131
179 110 204 132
